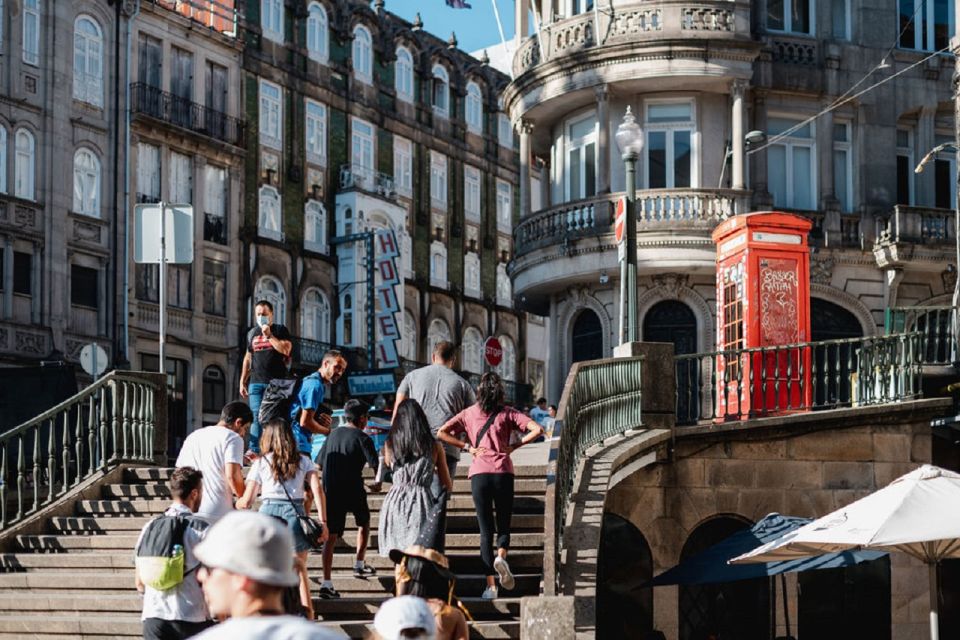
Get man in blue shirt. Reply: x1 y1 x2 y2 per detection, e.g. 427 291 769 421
290 350 348 457
530 397 550 426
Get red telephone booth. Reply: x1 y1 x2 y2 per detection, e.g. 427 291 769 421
712 212 813 421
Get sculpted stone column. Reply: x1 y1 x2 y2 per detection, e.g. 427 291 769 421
520 120 534 219
731 80 747 190
596 85 611 194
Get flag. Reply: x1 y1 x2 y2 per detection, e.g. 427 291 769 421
446 0 472 8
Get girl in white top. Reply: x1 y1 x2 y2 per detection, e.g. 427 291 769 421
237 418 327 619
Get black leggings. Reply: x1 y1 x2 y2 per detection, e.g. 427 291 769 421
471 472 515 577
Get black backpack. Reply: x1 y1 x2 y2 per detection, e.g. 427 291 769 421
258 374 306 424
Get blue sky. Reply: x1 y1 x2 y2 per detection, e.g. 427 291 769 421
387 1 515 53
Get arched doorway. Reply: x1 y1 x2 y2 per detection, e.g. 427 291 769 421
571 309 604 363
598 512 654 637
679 516 769 640
645 301 698 423
810 299 863 407
811 298 863 341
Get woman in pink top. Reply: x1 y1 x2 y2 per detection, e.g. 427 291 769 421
438 372 544 599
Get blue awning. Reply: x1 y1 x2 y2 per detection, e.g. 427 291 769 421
648 512 887 586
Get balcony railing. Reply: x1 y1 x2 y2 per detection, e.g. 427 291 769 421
877 205 956 245
143 0 239 37
674 333 925 426
130 83 245 147
339 164 397 200
886 306 957 366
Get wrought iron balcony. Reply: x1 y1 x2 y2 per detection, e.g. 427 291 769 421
886 305 957 366
338 164 397 201
130 83 245 147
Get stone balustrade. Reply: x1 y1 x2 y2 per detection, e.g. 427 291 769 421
879 205 956 245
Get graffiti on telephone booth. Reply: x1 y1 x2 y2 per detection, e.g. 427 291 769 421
712 213 813 421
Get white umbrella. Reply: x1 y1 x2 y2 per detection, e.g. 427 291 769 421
730 464 960 640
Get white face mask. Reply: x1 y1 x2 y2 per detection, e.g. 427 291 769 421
257 314 269 327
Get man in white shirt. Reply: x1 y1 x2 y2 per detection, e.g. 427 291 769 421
135 467 212 639
175 402 251 523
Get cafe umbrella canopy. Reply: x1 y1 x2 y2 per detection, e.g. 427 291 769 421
731 464 960 640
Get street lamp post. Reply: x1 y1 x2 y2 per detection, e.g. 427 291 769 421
615 107 643 345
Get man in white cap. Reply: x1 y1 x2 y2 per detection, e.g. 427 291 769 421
373 596 437 640
192 511 339 639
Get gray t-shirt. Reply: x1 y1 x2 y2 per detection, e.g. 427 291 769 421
397 364 476 459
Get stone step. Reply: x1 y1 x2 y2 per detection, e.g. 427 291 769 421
1 550 544 574
48 513 545 534
16 532 545 553
125 466 548 483
76 494 547 516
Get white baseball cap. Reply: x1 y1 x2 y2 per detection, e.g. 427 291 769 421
373 596 437 640
194 511 299 587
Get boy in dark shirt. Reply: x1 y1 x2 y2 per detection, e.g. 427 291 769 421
316 399 381 598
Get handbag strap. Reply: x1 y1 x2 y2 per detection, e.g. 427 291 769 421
471 409 500 449
277 471 309 519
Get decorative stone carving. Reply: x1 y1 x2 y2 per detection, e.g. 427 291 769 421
15 331 46 355
66 339 86 361
14 206 36 228
74 221 101 243
810 256 835 285
651 273 689 299
0 328 8 348
943 266 958 294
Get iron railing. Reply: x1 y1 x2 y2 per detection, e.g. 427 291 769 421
143 0 240 37
886 306 957 365
545 356 644 594
291 338 367 371
674 333 925 426
0 372 163 530
339 164 397 200
130 83 246 147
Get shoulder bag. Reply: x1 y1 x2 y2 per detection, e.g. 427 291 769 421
278 472 325 550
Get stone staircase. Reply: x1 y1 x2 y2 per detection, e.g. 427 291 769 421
0 463 546 639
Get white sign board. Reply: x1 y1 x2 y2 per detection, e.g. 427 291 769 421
134 203 195 264
80 343 108 378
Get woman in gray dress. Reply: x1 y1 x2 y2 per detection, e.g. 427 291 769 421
379 399 453 557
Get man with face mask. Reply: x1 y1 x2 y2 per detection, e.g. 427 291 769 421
240 300 292 457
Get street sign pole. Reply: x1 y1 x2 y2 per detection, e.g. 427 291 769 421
158 202 166 373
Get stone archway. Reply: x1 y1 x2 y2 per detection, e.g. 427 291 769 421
809 283 877 337
571 309 604 363
557 288 613 379
597 512 654 638
638 275 715 354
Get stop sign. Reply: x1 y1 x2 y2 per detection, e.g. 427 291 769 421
484 337 503 367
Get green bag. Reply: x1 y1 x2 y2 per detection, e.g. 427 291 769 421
135 515 201 591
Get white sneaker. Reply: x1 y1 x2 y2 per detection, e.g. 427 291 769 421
481 586 498 600
493 556 515 591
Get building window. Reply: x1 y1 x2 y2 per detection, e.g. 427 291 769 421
464 251 481 297
304 200 327 253
496 263 512 306
496 180 512 232
571 0 595 15
466 81 483 133
462 326 483 373
261 0 284 43
430 151 447 207
71 265 99 309
0 0 4 48
767 0 812 34
934 134 956 209
204 165 228 244
202 259 227 316
432 65 449 117
169 265 192 309
833 122 853 212
899 0 952 51
170 152 193 204
259 79 282 150
13 251 31 295
394 136 413 196
339 292 354 345
427 318 451 357
73 149 101 217
832 0 851 39
351 118 375 187
767 116 816 210
566 113 597 200
137 142 161 202
401 310 417 360
395 46 414 102
644 101 695 189
0 126 6 194
305 100 327 165
430 241 447 288
255 275 287 325
353 25 373 83
258 186 282 240
202 366 226 414
896 128 913 206
306 2 328 63
23 0 39 66
301 288 331 342
498 98 513 148
14 129 35 201
73 16 103 107
138 34 163 89
465 165 481 221
495 334 516 381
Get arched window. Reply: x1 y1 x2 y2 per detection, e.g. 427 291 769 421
74 16 103 107
202 365 226 414
401 309 417 361
496 335 516 381
0 126 8 194
254 275 287 325
464 252 481 297
572 309 603 363
462 326 483 373
431 64 449 117
430 241 447 288
258 185 282 240
300 287 331 343
14 129 35 201
73 148 101 217
304 200 327 253
339 205 354 236
496 263 511 306
395 45 414 102
306 2 329 63
427 318 451 358
353 25 372 83
339 292 354 345
466 81 483 133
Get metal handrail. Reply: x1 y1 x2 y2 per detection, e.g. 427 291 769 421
885 305 957 365
0 371 163 530
545 356 644 595
130 82 246 147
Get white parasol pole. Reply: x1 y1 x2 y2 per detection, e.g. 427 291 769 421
930 562 940 640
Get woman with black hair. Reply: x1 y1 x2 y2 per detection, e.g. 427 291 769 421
438 372 544 600
378 399 453 558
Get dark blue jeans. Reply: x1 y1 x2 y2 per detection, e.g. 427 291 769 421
247 382 267 453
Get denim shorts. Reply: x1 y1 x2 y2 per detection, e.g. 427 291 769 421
260 500 311 553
